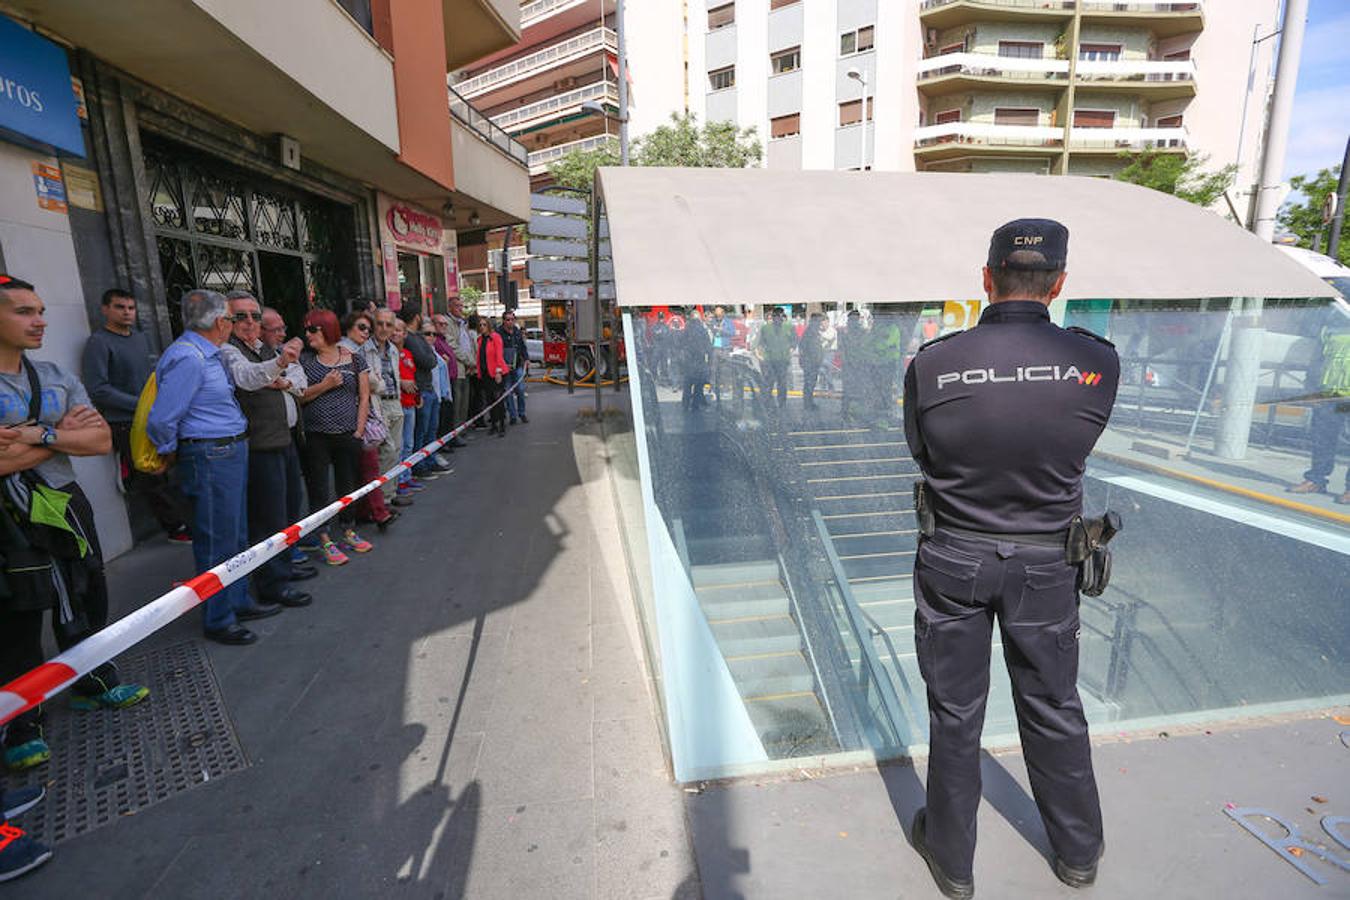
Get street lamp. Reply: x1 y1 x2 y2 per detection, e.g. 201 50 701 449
846 66 869 171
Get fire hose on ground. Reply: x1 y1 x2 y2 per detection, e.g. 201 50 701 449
0 372 527 728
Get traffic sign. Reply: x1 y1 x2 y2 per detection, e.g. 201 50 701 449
529 214 587 240
533 283 590 301
530 192 589 216
528 258 589 283
528 238 611 259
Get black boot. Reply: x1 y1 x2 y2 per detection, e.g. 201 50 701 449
912 809 974 900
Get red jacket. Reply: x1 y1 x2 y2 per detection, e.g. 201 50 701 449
398 347 417 408
478 332 509 379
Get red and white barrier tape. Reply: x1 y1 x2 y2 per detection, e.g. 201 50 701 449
0 372 526 727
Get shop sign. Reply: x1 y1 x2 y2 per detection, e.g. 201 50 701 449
0 15 83 156
31 161 65 213
381 241 402 310
385 204 442 249
61 161 101 211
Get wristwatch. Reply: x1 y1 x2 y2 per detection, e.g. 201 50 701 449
39 425 56 446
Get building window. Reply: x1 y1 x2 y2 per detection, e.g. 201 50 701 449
771 113 801 138
771 46 801 75
839 99 873 127
1073 108 1117 128
993 107 1040 127
709 66 736 92
1156 114 1184 128
998 41 1044 59
708 3 734 30
1162 49 1192 61
769 0 800 8
934 109 962 125
937 42 964 56
840 25 874 56
1079 43 1123 61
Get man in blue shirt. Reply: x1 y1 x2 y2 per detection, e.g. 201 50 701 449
148 289 280 645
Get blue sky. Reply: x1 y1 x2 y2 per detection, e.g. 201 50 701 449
1284 0 1350 179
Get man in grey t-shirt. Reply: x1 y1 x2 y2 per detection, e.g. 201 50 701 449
0 276 149 780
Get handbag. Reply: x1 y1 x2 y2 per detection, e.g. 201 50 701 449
361 409 389 448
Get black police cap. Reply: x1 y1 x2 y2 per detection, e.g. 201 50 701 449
987 218 1069 271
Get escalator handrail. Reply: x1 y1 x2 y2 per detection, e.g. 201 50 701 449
811 508 914 750
774 549 845 749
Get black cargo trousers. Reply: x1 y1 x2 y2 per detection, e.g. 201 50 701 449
913 528 1104 881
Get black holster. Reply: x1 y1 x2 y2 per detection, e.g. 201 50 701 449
913 480 936 538
1067 511 1122 597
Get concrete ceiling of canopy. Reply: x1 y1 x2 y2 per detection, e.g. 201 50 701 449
595 167 1338 307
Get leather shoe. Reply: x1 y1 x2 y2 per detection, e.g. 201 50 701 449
205 624 256 645
1054 845 1104 889
912 809 974 900
236 602 283 621
267 588 312 608
289 564 319 581
391 495 413 507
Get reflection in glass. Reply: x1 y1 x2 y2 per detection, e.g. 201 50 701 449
619 298 1350 773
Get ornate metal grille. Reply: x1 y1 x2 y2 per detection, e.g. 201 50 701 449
141 135 356 335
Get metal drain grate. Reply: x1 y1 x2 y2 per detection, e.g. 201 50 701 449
6 640 248 845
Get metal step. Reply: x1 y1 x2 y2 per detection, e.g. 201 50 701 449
698 588 791 620
829 530 918 557
841 552 915 582
685 534 775 565
815 492 910 515
823 511 911 535
742 691 837 757
792 441 910 462
710 615 804 657
805 473 921 495
692 560 781 588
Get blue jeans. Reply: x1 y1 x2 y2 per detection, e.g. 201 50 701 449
413 390 440 474
400 403 418 485
505 368 526 420
177 439 251 632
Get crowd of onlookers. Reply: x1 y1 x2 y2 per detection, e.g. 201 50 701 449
0 277 529 882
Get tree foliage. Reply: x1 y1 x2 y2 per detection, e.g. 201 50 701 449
1278 166 1348 266
1114 149 1237 209
459 283 483 313
545 113 762 191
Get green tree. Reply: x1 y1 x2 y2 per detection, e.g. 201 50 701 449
1114 149 1237 208
1278 166 1347 266
545 113 762 190
547 140 621 190
459 283 483 313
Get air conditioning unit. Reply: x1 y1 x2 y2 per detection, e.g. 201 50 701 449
554 76 578 90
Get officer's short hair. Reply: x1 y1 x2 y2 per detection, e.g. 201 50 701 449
990 253 1064 300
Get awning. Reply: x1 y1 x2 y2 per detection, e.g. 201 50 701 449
594 167 1337 306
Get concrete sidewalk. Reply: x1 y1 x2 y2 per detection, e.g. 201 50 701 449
10 383 697 899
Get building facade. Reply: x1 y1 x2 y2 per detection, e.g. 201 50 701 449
684 0 1278 192
0 0 529 556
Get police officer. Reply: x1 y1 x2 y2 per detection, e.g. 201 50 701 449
903 219 1119 898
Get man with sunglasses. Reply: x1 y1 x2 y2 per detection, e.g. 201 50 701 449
220 291 311 611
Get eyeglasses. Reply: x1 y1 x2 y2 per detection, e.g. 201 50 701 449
231 312 263 322
305 325 322 334
355 323 370 333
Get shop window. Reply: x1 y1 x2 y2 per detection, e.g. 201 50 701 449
771 113 801 138
709 66 736 91
771 46 801 75
709 3 734 30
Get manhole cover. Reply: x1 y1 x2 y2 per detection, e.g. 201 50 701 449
6 640 247 845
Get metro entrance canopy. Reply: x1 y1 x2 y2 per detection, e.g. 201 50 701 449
594 167 1336 307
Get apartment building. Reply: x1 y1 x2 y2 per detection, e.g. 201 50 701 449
685 0 1277 188
0 0 528 555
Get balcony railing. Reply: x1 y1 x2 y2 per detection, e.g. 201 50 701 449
917 52 1070 81
521 0 583 26
920 0 1077 12
915 121 1063 149
1081 0 1203 12
492 81 619 132
488 245 529 269
449 84 529 166
1076 57 1197 83
1069 125 1189 150
528 133 620 173
914 121 1190 152
455 27 617 98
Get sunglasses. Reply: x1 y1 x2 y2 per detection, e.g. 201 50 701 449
305 325 323 334
355 323 370 333
232 312 263 322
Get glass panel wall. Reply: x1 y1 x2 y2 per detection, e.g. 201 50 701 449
616 296 1350 780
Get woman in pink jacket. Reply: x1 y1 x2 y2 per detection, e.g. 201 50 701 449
472 314 510 437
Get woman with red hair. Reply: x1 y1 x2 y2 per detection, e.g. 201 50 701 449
298 308 373 565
